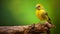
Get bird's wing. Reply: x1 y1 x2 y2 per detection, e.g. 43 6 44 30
42 12 52 24
42 12 48 19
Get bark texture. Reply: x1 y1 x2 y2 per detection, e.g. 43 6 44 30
0 22 55 34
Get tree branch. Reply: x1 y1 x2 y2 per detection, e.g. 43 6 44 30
0 22 55 34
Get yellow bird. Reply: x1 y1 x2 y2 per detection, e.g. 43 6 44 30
36 4 52 24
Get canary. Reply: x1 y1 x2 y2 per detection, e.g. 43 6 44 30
36 4 52 24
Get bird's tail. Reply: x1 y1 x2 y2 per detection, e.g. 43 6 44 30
47 17 52 24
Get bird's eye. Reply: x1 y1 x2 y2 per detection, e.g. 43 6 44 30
36 6 40 8
38 6 40 7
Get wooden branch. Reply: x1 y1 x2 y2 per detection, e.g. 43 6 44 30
0 22 55 34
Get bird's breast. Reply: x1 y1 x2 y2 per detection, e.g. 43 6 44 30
36 10 45 20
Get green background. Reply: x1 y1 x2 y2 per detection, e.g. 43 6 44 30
0 0 60 34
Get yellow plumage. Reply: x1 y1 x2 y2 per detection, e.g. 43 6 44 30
36 4 52 24
36 4 46 21
36 9 46 20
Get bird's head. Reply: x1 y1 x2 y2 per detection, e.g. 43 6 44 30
36 4 44 10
